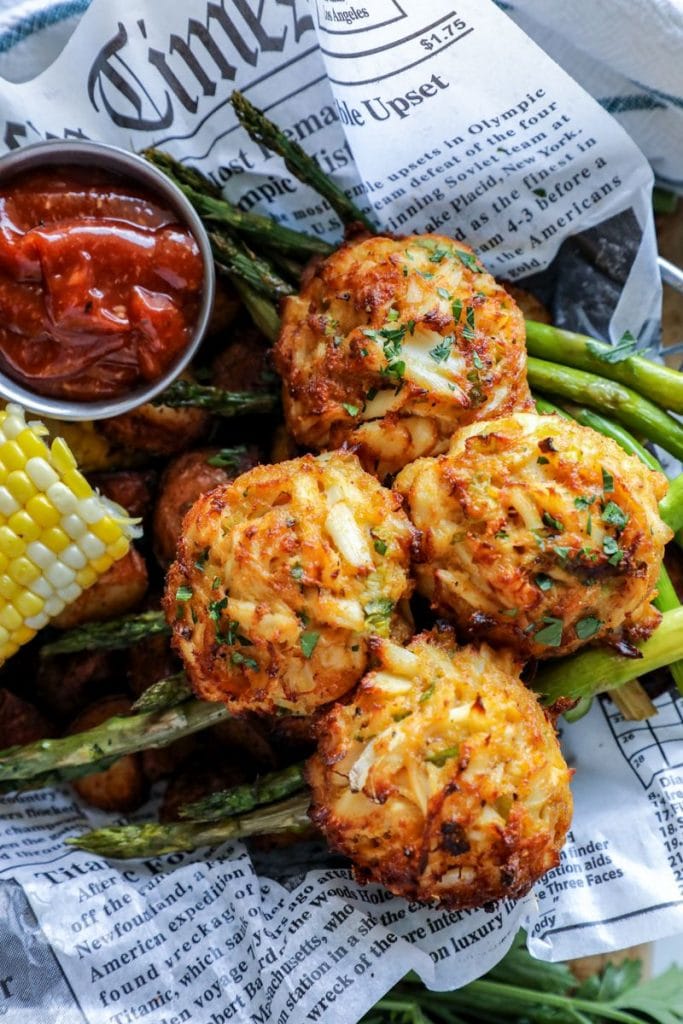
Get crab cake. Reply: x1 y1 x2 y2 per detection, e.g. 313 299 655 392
395 412 672 659
164 452 415 716
307 628 572 908
274 233 531 478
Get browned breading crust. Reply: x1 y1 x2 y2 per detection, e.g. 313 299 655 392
100 400 209 457
164 451 415 716
307 628 572 908
395 412 672 659
274 234 531 477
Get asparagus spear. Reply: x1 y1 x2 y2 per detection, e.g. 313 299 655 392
67 794 311 858
131 673 191 713
153 380 278 416
526 320 683 414
559 401 662 470
230 91 375 231
0 757 121 795
0 698 229 784
527 357 683 461
179 762 306 822
659 473 683 533
40 610 169 657
534 606 683 704
210 230 294 300
143 148 333 257
232 278 281 344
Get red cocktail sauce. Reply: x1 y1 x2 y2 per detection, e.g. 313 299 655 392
0 166 204 400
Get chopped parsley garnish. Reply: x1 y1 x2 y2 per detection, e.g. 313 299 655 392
535 573 553 591
575 616 602 640
206 446 247 469
586 330 638 364
456 250 482 272
462 306 476 340
419 681 435 703
366 387 378 402
373 539 388 556
175 585 193 602
364 596 394 632
211 576 221 590
587 511 592 535
601 467 614 493
603 536 624 565
193 547 210 572
300 631 320 659
472 351 484 370
542 511 564 532
437 287 450 299
290 563 304 581
537 455 550 465
387 307 400 321
425 745 460 767
602 500 629 531
208 596 228 621
553 545 571 561
451 298 463 322
419 270 434 280
574 495 595 510
502 607 519 617
392 709 412 723
342 402 359 416
495 529 508 539
429 335 453 363
364 321 409 384
429 247 449 263
231 651 258 670
533 616 564 647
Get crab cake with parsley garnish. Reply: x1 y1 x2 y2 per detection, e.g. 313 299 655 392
395 412 671 659
164 452 415 715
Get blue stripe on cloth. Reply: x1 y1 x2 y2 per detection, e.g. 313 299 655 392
0 0 91 54
599 94 667 114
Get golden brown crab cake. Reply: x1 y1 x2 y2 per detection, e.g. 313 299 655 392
307 628 572 908
274 233 531 478
395 412 672 659
164 451 415 716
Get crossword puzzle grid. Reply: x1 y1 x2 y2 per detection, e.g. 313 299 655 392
603 690 683 790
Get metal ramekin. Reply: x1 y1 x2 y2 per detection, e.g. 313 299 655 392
0 140 215 421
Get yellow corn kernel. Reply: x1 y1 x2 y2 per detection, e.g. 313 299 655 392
25 494 61 529
10 625 35 647
0 527 25 559
15 590 43 618
0 554 8 575
16 427 48 461
107 535 130 560
9 556 40 586
0 641 19 660
0 604 22 631
6 471 37 506
8 511 41 544
91 516 123 544
42 527 69 553
91 554 113 576
0 575 18 601
76 566 98 589
62 468 93 500
1 441 25 471
50 435 79 474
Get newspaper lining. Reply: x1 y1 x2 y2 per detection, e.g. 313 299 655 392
0 1 681 1021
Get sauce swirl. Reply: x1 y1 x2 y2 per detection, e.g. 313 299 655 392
0 167 204 401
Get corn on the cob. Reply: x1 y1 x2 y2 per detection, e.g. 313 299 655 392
0 404 139 665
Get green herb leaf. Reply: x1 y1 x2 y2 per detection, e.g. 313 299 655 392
533 616 564 647
535 573 553 591
342 402 359 416
208 596 228 621
537 455 550 465
231 651 258 670
575 616 602 640
472 351 483 370
451 298 463 322
543 511 564 532
456 250 482 272
429 335 453 363
601 466 615 493
602 500 629 531
437 286 450 299
175 585 193 602
425 745 459 767
290 563 304 581
300 631 320 659
586 330 638 364
419 682 435 703
206 446 247 469
574 495 595 510
373 539 388 556
603 535 624 565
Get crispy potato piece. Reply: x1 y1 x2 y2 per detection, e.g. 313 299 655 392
307 628 572 909
395 412 672 659
153 446 260 566
165 451 415 715
100 401 209 457
211 325 272 393
91 470 157 520
160 754 250 823
141 737 200 783
35 649 115 723
52 547 149 630
126 629 179 699
275 233 531 476
206 279 241 338
69 696 147 812
0 689 54 748
504 284 552 323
